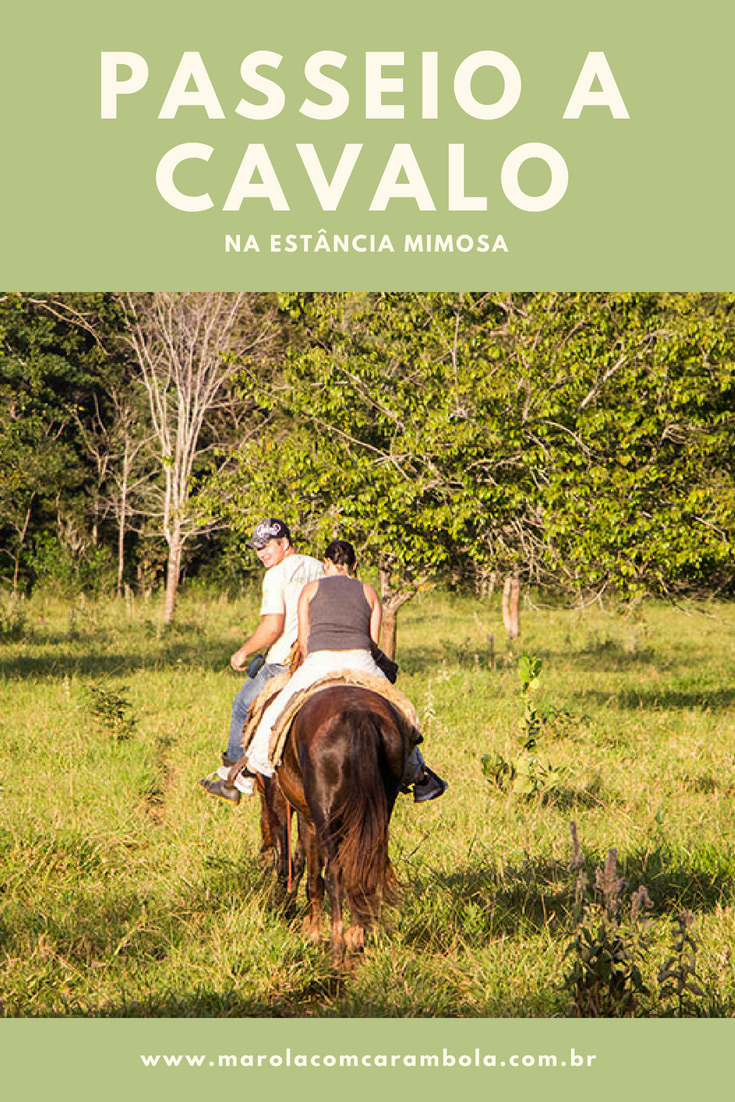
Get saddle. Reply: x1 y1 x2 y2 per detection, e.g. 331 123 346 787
238 669 422 770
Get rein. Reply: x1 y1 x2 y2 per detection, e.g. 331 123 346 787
286 799 293 892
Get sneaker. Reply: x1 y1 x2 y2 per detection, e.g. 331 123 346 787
413 767 448 803
199 772 241 805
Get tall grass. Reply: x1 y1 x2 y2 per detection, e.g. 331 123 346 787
1 588 735 1016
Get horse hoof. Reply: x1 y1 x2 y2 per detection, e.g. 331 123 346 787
343 925 365 954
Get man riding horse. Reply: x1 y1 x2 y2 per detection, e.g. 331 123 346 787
199 518 323 803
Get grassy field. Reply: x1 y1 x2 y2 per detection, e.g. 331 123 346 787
1 587 735 1017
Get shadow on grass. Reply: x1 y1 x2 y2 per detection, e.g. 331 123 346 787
26 972 561 1017
0 638 236 680
5 843 734 1017
622 843 735 909
10 978 348 1019
572 639 660 670
540 778 609 811
398 639 685 679
577 687 735 711
398 842 735 952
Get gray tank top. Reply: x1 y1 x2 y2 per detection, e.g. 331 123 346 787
307 575 373 653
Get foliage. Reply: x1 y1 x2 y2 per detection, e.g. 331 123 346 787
657 910 705 1016
482 653 562 796
205 291 735 619
0 292 127 593
501 292 735 599
86 684 137 741
563 826 715 1018
0 596 25 640
206 292 534 607
29 532 115 597
563 825 651 1017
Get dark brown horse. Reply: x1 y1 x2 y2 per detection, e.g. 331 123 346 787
260 684 406 957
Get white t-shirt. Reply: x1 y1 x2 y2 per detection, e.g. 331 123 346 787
260 552 324 665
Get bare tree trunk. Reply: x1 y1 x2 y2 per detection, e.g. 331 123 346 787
116 501 126 597
378 564 402 660
377 562 424 661
12 505 33 599
380 604 399 662
12 555 21 600
480 569 498 599
116 442 130 597
163 527 183 624
501 573 521 640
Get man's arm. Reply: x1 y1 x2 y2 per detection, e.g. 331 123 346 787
230 612 284 671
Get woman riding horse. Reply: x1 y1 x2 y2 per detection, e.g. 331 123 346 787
240 539 447 802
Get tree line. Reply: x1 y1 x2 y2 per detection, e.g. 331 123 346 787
2 292 734 651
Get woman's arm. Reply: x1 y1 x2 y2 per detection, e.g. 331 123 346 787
297 581 318 659
364 584 383 646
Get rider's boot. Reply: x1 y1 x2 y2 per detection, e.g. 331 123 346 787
199 772 241 804
401 744 447 802
199 753 256 804
413 765 448 803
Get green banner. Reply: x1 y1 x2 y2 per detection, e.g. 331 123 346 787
2 0 733 288
3 1018 734 1101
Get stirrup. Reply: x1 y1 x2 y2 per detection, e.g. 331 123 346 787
199 772 241 805
233 768 257 795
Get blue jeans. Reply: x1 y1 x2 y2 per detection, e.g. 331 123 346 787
227 662 287 761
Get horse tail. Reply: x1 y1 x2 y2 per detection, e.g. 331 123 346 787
332 710 399 923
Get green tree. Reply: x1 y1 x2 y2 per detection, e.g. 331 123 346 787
208 291 534 656
206 292 735 651
0 293 122 595
497 293 735 599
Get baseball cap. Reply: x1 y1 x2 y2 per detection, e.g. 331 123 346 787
247 518 292 549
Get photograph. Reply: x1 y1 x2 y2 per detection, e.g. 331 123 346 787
2 289 734 1014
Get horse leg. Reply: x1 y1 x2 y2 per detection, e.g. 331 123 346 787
306 789 346 959
309 801 346 959
300 818 325 943
289 823 306 897
260 778 291 902
324 854 345 960
257 785 277 871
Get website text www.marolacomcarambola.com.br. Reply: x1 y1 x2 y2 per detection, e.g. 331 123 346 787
140 1048 597 1070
